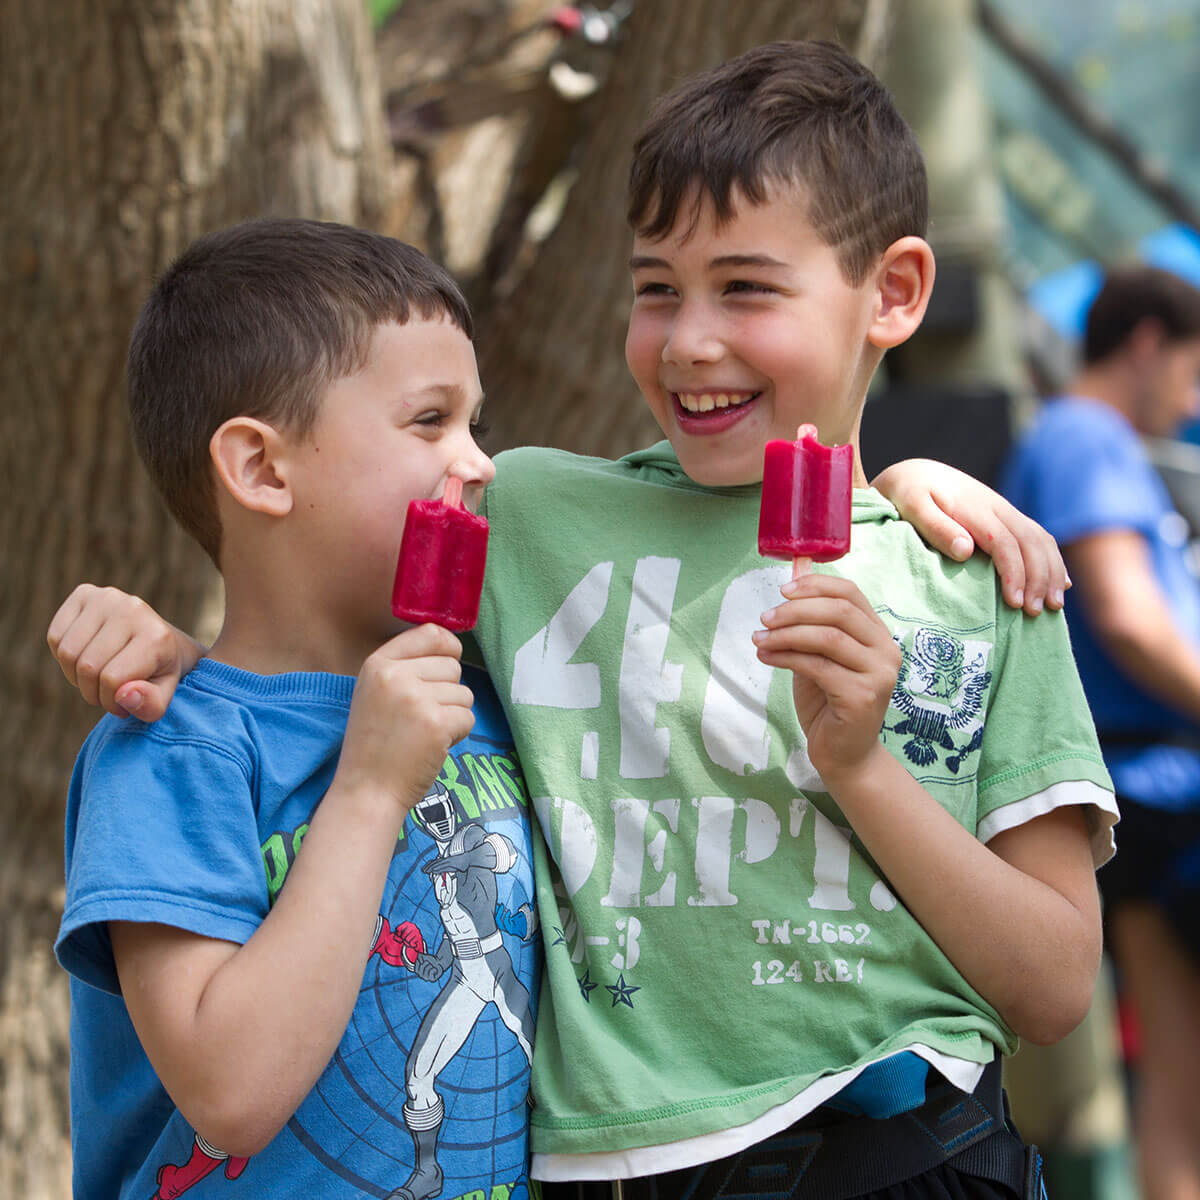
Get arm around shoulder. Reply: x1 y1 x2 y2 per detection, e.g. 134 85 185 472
47 583 205 719
872 459 1068 614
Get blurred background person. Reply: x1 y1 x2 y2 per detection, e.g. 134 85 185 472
1002 264 1200 1200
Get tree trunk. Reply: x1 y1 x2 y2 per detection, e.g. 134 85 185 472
0 2 389 1194
882 0 1023 394
477 0 880 459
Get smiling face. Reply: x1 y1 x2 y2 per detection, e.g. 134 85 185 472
625 182 887 488
285 316 494 653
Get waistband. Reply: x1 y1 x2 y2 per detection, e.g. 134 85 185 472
596 1059 1025 1200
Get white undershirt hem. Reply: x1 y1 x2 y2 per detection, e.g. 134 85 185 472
531 1046 983 1181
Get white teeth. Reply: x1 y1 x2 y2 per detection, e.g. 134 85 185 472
677 391 754 413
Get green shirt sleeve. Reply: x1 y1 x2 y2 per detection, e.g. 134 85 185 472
976 601 1114 861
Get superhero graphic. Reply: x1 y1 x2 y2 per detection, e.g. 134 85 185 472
380 782 537 1200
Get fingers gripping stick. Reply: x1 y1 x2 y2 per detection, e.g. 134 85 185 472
758 424 853 579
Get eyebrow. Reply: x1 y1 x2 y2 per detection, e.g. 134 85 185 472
629 253 789 270
407 383 486 411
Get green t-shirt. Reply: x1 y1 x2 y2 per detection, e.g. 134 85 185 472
476 441 1112 1158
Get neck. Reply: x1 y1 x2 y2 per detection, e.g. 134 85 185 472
211 568 378 679
208 628 366 679
844 415 869 488
1068 364 1138 426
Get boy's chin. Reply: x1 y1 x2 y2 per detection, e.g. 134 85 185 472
672 445 763 489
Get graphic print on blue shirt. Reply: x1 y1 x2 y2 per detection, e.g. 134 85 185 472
255 732 536 1200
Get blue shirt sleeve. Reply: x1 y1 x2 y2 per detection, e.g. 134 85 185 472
57 720 269 995
1004 403 1161 546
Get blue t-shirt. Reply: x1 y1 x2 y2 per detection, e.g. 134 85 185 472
1002 396 1200 808
56 658 539 1200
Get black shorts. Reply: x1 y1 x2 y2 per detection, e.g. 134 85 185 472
535 1063 1038 1200
537 1158 1026 1200
1098 793 1200 965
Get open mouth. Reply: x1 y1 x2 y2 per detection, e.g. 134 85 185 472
675 390 759 414
672 390 760 433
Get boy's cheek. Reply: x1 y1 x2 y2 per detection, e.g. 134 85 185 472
624 312 661 374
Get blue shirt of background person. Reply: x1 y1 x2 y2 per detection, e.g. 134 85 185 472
1003 395 1200 809
1002 261 1200 1200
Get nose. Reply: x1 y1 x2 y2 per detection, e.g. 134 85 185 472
448 435 496 506
661 300 724 366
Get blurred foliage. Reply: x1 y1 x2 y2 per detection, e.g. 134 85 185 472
370 0 405 27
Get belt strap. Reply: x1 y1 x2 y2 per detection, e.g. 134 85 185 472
618 1059 1025 1200
452 930 504 960
1098 728 1200 753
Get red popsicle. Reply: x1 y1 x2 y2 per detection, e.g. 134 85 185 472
758 424 853 578
391 477 489 631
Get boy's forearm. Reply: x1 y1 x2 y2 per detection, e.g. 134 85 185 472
821 746 1102 1044
116 777 407 1157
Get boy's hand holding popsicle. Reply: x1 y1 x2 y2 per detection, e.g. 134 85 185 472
752 426 900 781
336 623 476 814
331 477 492 810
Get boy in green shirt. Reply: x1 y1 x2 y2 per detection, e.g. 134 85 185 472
469 39 1110 1198
50 40 1104 1200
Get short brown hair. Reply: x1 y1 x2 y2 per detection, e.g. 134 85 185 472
1084 264 1200 365
627 40 928 285
127 218 473 565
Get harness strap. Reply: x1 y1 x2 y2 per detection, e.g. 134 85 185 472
1098 727 1200 753
613 1059 1026 1200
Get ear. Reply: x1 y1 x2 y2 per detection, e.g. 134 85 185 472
1126 316 1167 367
867 236 936 350
209 417 294 518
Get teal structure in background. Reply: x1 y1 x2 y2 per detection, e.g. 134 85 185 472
978 0 1200 330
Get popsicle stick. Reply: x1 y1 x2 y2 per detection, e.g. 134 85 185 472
443 476 463 508
791 424 814 581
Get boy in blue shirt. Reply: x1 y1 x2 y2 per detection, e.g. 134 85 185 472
52 218 540 1199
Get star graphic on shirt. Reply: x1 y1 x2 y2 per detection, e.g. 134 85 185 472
577 970 597 1002
551 926 566 947
605 973 640 1009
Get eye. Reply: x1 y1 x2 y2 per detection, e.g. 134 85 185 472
725 279 775 296
414 410 448 430
471 416 492 441
633 280 676 298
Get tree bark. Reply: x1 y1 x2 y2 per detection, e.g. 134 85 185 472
0 2 389 1194
477 0 878 459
